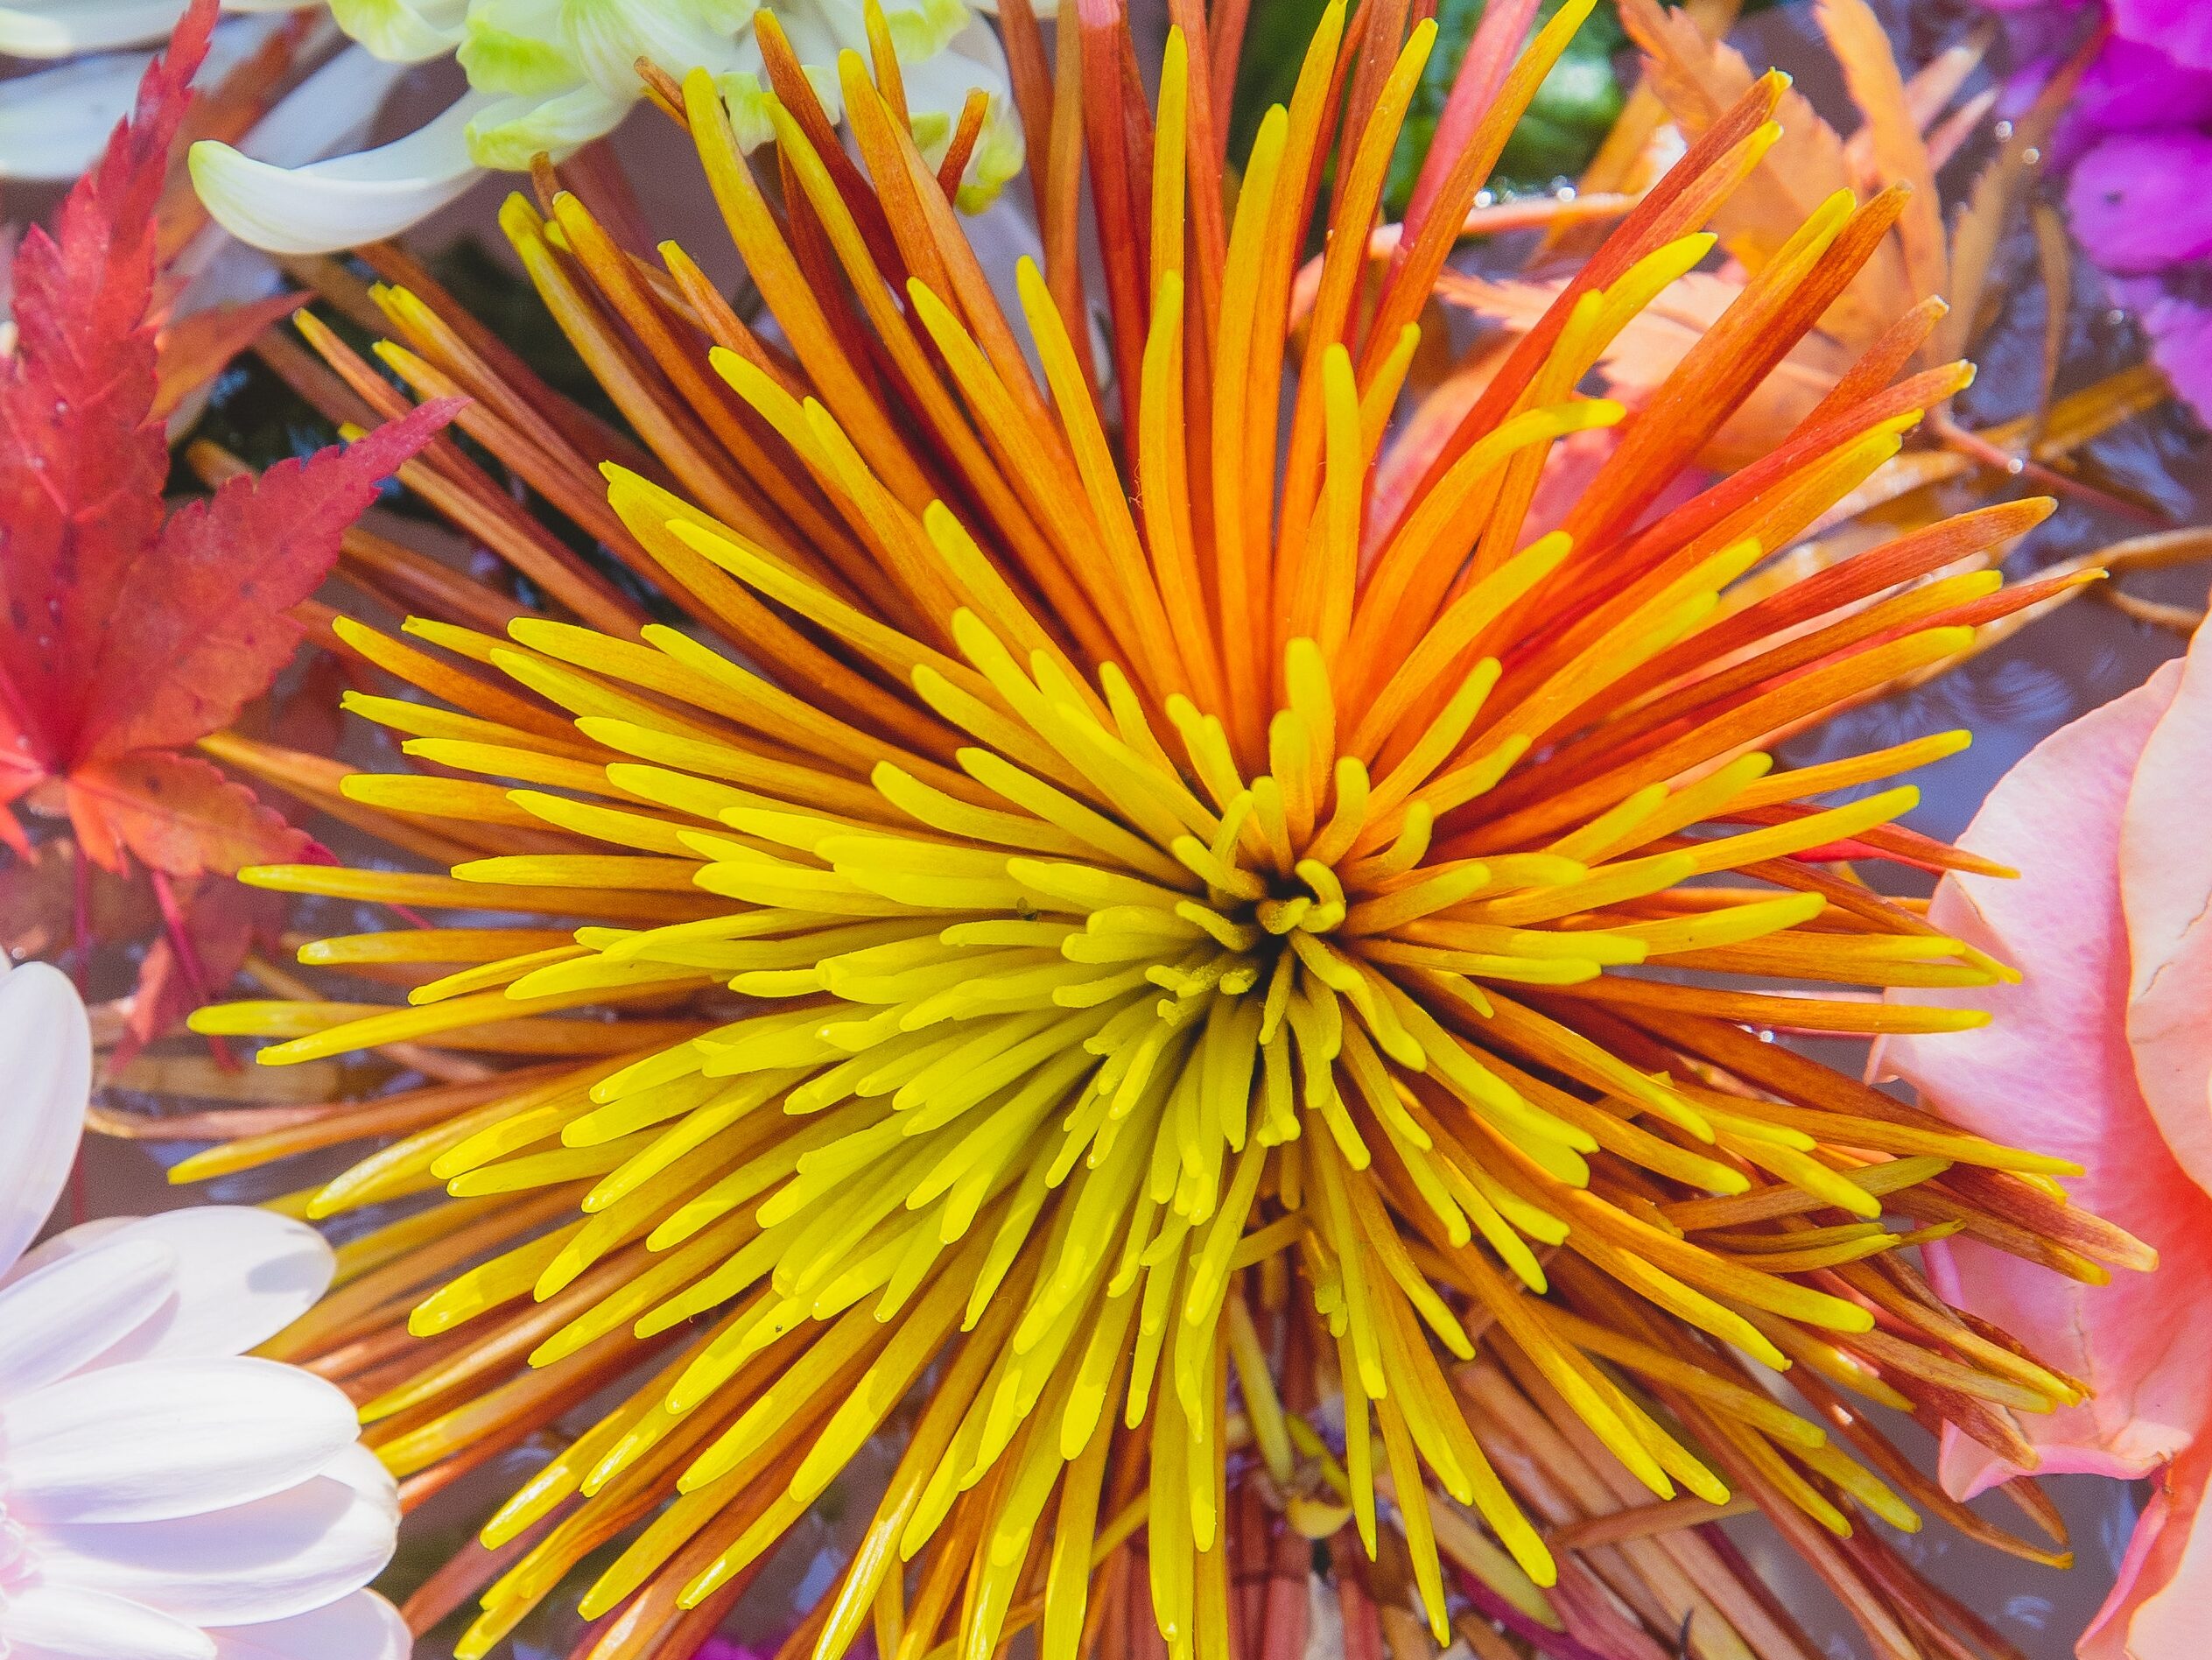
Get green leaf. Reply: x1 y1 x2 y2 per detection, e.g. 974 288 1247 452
1380 0 1626 213
1225 0 1334 165
1226 1 1799 216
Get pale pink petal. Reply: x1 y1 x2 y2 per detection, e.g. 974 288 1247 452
0 1583 215 1660
2121 619 2212 1194
68 1207 334 1368
2080 1436 2212 1660
32 1472 397 1628
0 1218 135 1285
1882 658 2212 1490
0 1233 175 1396
208 1592 411 1660
0 1356 358 1524
316 1440 401 1513
0 961 92 1273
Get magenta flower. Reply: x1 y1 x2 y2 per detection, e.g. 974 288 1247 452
2066 130 2212 273
1977 0 2212 423
2055 39 2212 162
2112 272 2212 418
2112 0 2212 70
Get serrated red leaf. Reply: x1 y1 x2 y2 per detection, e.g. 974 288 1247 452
151 291 301 421
75 397 463 764
0 0 460 879
67 752 311 880
116 875 281 1067
0 4 213 766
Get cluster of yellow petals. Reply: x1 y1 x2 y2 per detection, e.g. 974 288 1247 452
169 5 2154 1659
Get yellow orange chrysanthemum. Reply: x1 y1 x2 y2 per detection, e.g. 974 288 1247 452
167 4 2152 1659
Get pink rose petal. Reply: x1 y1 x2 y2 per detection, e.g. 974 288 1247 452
2121 620 2212 1195
2080 1437 2212 1660
1883 657 2212 1494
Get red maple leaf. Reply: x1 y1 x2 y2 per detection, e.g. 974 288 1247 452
0 0 458 880
116 866 286 1069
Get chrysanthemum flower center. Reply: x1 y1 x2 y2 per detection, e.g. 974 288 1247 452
172 6 2143 1651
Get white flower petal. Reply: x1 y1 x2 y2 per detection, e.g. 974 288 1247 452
209 1592 411 1660
191 89 490 255
562 0 736 102
317 1439 402 1514
705 26 845 141
0 51 152 181
2 0 312 47
70 1207 334 1368
158 40 410 304
32 1471 398 1628
231 41 415 171
0 961 91 1275
0 1356 357 1524
461 81 625 170
0 14 298 334
897 19 1025 209
0 1 194 56
0 1233 175 1396
1 1216 136 1286
0 6 292 174
810 0 972 64
0 1583 215 1660
328 0 467 62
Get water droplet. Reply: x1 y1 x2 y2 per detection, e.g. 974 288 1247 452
1473 189 1496 209
1993 120 2014 140
1554 184 1576 202
2006 457 2026 475
2022 145 2041 165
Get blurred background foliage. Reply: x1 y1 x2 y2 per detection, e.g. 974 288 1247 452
1229 0 1777 208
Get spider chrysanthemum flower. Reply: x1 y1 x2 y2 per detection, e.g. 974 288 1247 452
179 4 2152 1657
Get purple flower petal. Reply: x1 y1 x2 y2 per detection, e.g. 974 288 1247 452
2113 272 2212 425
2061 36 2212 157
2067 129 2212 272
2114 0 2212 71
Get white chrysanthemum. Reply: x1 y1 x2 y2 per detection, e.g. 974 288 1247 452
172 0 1028 254
0 0 300 59
0 7 370 184
0 963 407 1660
